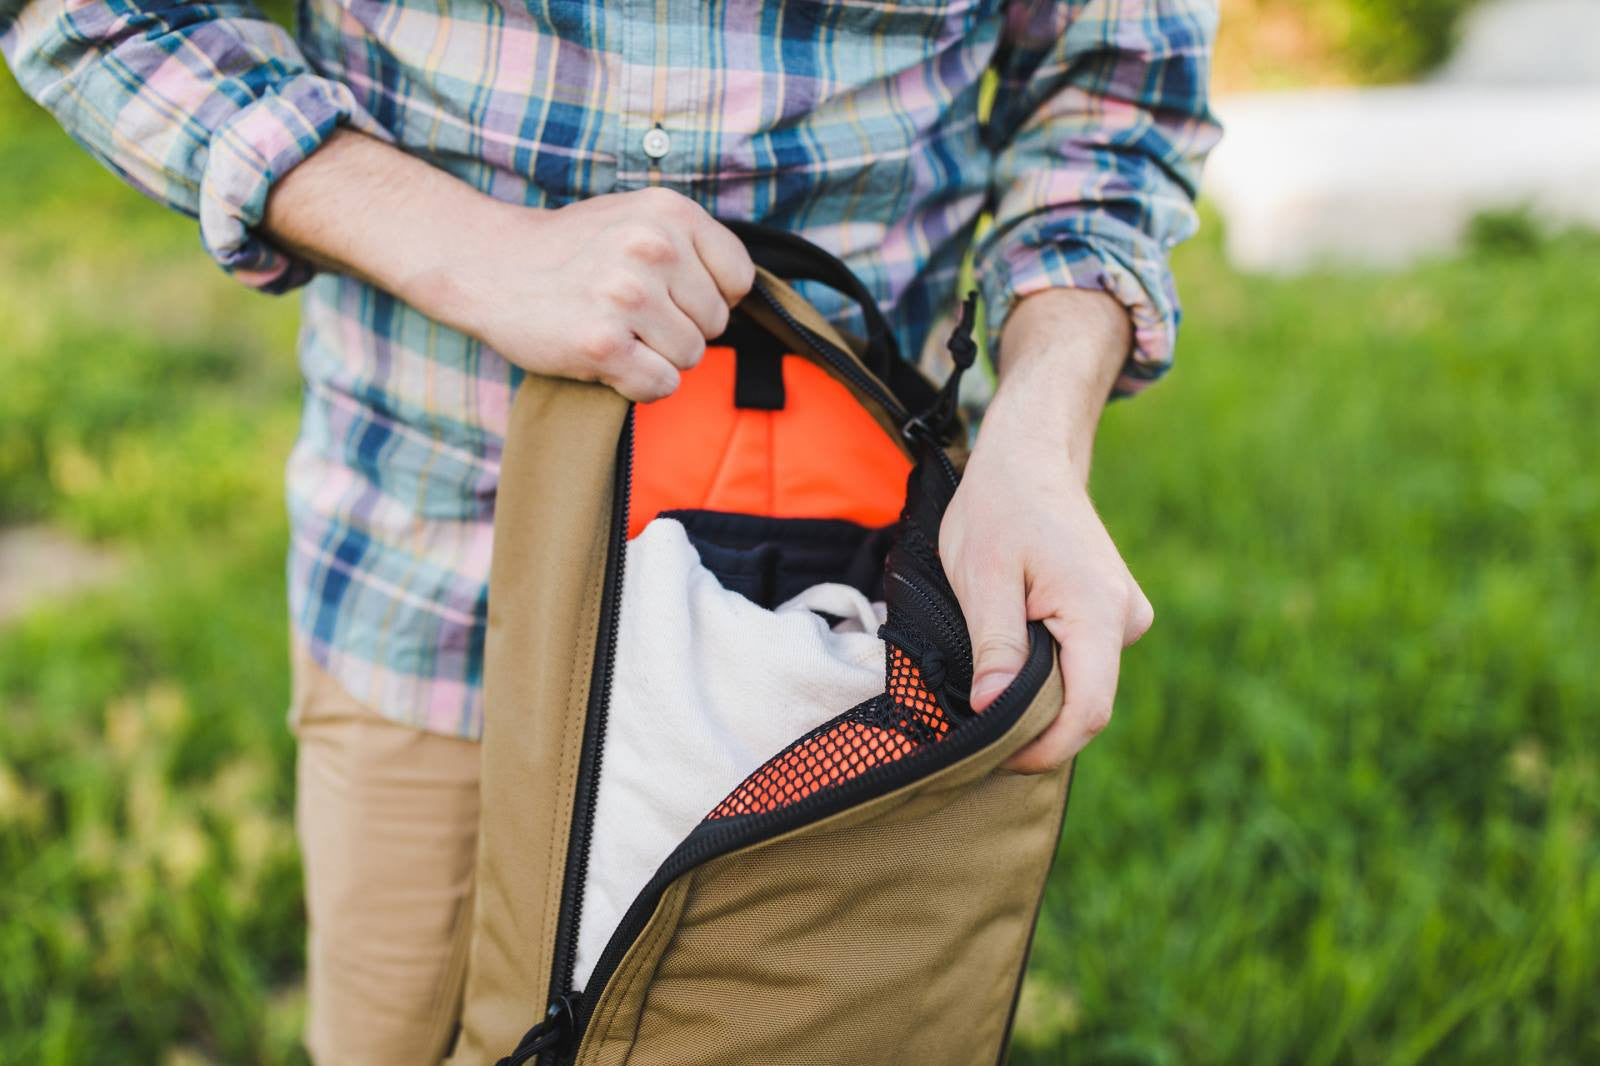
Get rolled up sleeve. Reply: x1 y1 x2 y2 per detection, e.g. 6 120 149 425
977 0 1221 393
1 0 389 292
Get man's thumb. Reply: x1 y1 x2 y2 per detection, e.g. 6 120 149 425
962 580 1030 713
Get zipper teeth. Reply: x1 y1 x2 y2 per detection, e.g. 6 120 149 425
888 570 974 680
570 620 1057 1045
547 409 635 1015
755 277 965 488
754 277 963 508
751 282 909 425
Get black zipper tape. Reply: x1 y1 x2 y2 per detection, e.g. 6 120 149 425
754 276 964 490
541 408 635 1041
887 569 974 683
750 280 910 427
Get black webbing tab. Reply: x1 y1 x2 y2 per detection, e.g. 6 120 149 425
734 346 786 410
716 311 788 410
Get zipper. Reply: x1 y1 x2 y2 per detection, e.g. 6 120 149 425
751 277 964 487
750 279 910 428
909 420 963 489
883 563 979 704
559 618 1058 1062
886 568 975 691
522 409 634 1066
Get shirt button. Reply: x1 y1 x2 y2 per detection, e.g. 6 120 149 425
641 125 671 161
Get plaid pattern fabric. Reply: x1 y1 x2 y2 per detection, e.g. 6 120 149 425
2 0 1219 737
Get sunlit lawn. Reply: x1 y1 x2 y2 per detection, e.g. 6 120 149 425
2 74 1596 1065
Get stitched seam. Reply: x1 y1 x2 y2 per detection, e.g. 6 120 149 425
597 879 689 1066
540 484 611 1006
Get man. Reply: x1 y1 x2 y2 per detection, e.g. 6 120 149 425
2 0 1217 1061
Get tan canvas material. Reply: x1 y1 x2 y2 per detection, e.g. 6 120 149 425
449 377 629 1066
575 669 1069 1066
450 261 1073 1066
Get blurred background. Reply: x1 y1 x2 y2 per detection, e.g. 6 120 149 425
2 1 1596 1062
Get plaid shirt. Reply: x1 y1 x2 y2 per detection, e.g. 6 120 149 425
3 0 1218 737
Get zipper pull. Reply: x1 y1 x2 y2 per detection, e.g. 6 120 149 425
903 291 979 448
497 992 580 1066
877 623 973 719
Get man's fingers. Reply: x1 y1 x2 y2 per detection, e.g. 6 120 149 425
609 341 682 403
1125 583 1155 646
1004 712 1078 775
1005 616 1122 773
668 259 733 340
957 563 1031 712
1002 575 1150 773
690 216 757 307
630 288 706 372
1058 615 1123 738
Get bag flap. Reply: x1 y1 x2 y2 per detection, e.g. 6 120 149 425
575 646 1070 1066
450 375 628 1065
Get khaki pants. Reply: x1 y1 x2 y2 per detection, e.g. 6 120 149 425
291 645 481 1066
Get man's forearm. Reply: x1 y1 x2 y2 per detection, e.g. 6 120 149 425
262 130 512 327
989 288 1131 485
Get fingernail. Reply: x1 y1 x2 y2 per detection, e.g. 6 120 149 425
970 670 1015 711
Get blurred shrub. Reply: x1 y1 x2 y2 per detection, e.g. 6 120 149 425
257 0 293 25
1341 0 1481 81
1466 207 1548 257
1217 0 1485 89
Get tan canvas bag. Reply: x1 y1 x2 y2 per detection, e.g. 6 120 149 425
447 226 1073 1066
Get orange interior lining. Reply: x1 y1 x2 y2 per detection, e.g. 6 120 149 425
629 346 911 538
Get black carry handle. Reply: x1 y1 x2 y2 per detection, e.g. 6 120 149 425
722 219 901 381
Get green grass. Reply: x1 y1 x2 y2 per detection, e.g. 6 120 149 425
3 68 1597 1065
1 76 307 1065
1014 220 1600 1063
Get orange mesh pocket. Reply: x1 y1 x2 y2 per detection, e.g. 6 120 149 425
707 648 958 821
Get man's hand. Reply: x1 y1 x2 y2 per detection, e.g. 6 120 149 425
939 289 1154 773
263 132 754 401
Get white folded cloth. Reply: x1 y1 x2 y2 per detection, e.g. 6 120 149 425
574 517 885 987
